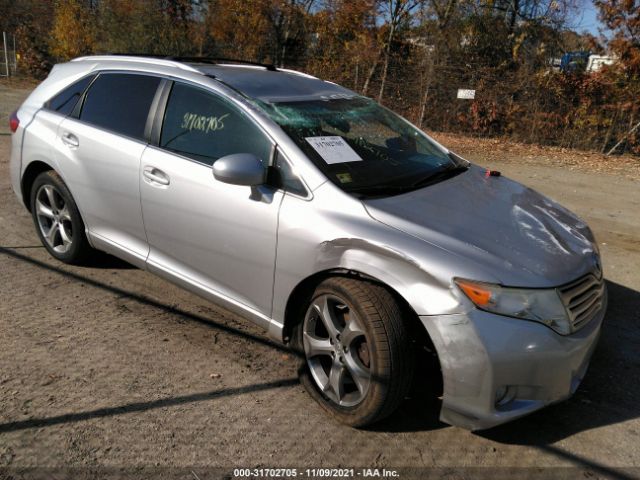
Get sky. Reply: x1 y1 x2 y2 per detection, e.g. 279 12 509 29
573 0 605 36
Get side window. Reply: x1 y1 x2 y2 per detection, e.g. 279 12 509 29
47 75 95 116
159 82 272 166
274 150 307 196
79 73 161 140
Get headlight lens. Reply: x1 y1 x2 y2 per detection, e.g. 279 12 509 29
455 278 571 334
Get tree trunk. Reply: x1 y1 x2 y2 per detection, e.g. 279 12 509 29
377 23 395 103
508 0 518 34
362 50 381 96
354 63 359 91
281 39 288 68
418 52 435 127
601 105 621 153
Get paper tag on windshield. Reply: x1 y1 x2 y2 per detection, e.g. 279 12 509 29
305 136 363 164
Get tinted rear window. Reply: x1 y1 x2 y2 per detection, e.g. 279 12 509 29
47 75 95 116
80 73 161 140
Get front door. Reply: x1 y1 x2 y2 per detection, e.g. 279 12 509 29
140 81 282 319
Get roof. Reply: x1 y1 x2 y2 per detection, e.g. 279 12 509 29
70 55 356 103
190 63 355 103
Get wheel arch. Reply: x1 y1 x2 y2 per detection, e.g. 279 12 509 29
21 160 56 212
277 237 464 341
282 268 416 338
20 160 93 250
282 267 443 396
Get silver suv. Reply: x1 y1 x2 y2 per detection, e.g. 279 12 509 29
9 55 606 430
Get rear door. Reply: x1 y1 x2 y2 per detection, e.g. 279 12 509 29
54 72 162 265
139 81 283 320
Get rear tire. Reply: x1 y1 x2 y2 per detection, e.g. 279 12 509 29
292 277 414 427
30 170 93 264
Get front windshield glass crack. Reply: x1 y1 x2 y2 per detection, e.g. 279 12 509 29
257 96 465 197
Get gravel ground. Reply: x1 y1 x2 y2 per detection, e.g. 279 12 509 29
1 86 640 480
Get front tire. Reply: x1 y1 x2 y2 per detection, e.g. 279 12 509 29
30 170 93 264
293 277 414 427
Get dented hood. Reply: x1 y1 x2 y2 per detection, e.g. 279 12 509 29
363 165 599 287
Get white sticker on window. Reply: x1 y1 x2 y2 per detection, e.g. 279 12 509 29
305 136 363 164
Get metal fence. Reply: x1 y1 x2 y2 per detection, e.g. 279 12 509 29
1 32 18 77
294 52 640 155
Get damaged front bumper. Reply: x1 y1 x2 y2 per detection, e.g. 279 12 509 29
420 288 606 431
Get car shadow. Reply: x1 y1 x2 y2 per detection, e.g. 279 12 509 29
367 351 447 432
2 244 638 445
0 245 137 269
369 395 446 432
82 250 137 269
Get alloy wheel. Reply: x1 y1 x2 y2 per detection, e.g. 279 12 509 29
35 184 74 254
303 294 372 407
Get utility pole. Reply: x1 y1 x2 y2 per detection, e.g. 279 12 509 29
2 32 9 77
12 34 16 74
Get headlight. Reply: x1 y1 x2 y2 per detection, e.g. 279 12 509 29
455 278 571 334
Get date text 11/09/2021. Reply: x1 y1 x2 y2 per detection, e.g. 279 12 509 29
233 468 400 478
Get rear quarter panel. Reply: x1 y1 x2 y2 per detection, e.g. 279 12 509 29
9 62 93 206
10 107 65 208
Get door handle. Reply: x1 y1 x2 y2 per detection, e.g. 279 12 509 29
61 132 79 148
143 166 170 186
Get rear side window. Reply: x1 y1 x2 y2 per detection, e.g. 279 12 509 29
80 73 161 140
47 75 95 116
159 82 272 166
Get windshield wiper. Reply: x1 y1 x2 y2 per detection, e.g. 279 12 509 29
410 164 469 189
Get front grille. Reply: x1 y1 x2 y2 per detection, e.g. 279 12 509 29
559 273 605 332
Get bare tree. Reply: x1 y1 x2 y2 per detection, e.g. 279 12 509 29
377 0 422 102
267 0 317 67
417 0 459 125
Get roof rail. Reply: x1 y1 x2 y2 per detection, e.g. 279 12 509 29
74 53 278 72
278 68 318 80
70 55 201 73
170 56 278 71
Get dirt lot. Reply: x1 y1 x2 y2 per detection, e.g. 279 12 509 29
1 85 640 479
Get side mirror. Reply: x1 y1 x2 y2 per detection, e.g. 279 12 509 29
212 153 266 186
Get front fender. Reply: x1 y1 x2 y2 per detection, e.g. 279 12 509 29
270 234 470 343
270 190 483 342
317 237 464 316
